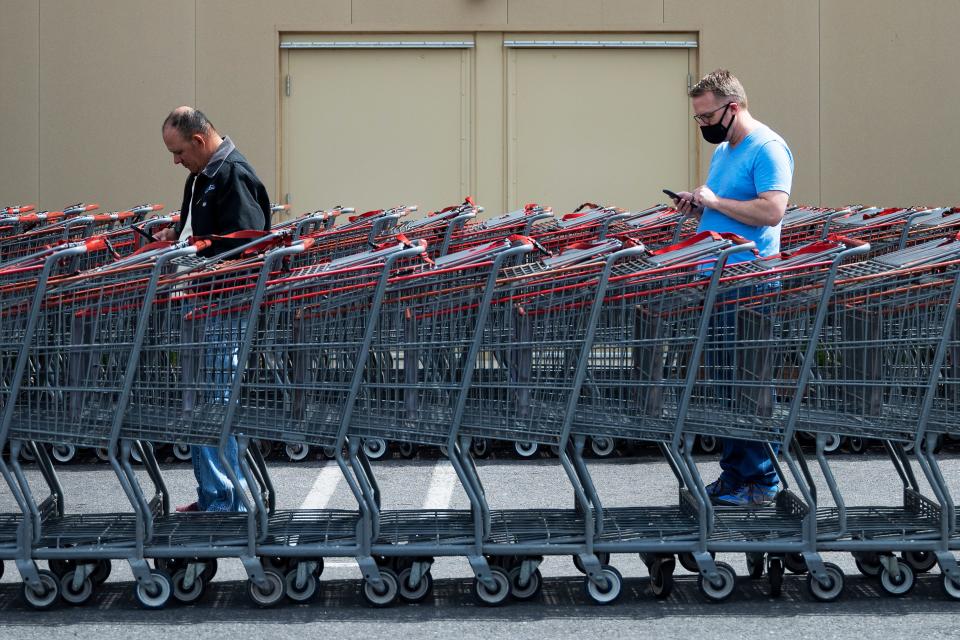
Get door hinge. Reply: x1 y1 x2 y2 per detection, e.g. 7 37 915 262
285 75 292 97
284 193 291 205
687 73 693 91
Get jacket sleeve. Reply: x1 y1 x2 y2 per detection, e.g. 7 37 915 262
210 165 270 252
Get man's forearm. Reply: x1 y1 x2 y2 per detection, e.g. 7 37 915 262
712 196 784 227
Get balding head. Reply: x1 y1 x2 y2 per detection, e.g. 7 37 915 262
162 106 223 174
162 106 216 139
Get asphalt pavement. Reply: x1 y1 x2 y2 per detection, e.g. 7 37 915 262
1 444 959 639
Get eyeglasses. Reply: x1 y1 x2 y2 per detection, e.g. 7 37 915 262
693 102 733 125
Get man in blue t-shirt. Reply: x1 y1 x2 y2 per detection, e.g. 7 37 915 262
673 69 794 507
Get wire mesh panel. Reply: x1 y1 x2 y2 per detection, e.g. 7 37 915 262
797 239 960 442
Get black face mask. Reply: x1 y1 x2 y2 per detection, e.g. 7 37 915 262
699 103 734 144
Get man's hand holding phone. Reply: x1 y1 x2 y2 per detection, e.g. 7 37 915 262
664 188 701 216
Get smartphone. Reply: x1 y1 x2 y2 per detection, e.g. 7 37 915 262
662 188 680 202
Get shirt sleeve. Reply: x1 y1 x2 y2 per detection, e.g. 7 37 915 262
753 140 794 195
215 166 267 235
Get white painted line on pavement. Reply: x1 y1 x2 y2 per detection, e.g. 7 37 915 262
422 461 458 510
299 463 343 510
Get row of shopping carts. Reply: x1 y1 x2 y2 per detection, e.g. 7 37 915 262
2 197 960 611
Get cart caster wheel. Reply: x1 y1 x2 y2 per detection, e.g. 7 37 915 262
879 562 915 597
91 559 112 586
807 562 844 602
23 569 60 610
823 434 842 453
590 437 615 458
650 558 675 600
470 438 491 459
398 567 434 603
285 443 310 462
247 569 285 608
130 443 149 464
48 558 75 578
362 438 388 460
573 552 610 574
134 569 172 610
514 441 539 459
784 553 808 574
398 441 418 459
256 439 274 458
746 553 765 579
678 552 699 573
60 569 94 606
848 437 867 454
853 553 881 577
942 574 960 601
284 569 319 603
473 567 511 606
698 562 736 603
51 444 77 464
768 557 784 598
586 565 623 605
362 568 400 607
322 446 338 459
900 550 937 574
0 561 4 581
698 435 719 454
508 566 542 601
94 448 110 462
19 446 36 463
172 443 192 461
200 558 218 583
172 569 206 604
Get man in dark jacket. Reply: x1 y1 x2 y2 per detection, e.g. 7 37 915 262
160 106 270 511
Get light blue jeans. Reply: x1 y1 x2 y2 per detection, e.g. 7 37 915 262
190 312 248 512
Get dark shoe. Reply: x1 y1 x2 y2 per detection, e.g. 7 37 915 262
705 476 739 501
715 483 780 507
175 501 200 513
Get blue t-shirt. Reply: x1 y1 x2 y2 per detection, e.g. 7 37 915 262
697 124 794 262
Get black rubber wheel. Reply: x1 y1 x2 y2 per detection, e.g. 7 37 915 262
698 561 736 603
473 567 511 606
747 553 765 579
853 553 881 577
942 574 960 600
650 558 675 599
284 568 319 603
471 438 491 459
90 560 112 586
134 569 172 610
285 443 310 462
398 567 434 603
398 442 417 459
807 562 844 602
879 562 915 597
247 569 285 608
172 569 206 604
362 438 389 461
584 565 623 605
678 552 699 573
900 550 937 574
768 557 784 598
172 443 192 461
698 435 719 454
508 566 542 601
848 437 867 454
784 553 808 575
590 437 616 458
362 567 400 608
23 569 60 610
514 441 539 459
60 569 94 606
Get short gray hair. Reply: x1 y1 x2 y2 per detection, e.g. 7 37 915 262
688 69 749 110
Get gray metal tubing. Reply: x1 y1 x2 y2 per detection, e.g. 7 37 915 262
676 439 713 546
781 447 819 549
597 212 632 240
780 241 872 443
915 438 956 543
334 445 373 552
522 212 555 235
348 444 381 542
356 447 382 509
791 437 818 504
670 241 757 452
569 438 604 536
818 208 856 240
137 441 170 515
658 442 687 486
368 213 402 242
814 437 847 535
246 445 275 514
672 213 697 243
897 209 938 250
292 214 330 239
61 215 97 241
437 212 476 256
456 438 490 537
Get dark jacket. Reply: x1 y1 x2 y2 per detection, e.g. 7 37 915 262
176 136 271 257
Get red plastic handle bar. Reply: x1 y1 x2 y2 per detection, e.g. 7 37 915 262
648 230 751 256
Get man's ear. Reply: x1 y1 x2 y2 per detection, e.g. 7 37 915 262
191 133 205 147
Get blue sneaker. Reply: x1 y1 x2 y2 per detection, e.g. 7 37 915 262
715 483 780 507
705 476 739 500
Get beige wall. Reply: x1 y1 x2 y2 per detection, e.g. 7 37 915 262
0 0 956 213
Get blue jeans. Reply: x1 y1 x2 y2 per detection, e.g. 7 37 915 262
190 311 248 512
709 284 781 488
